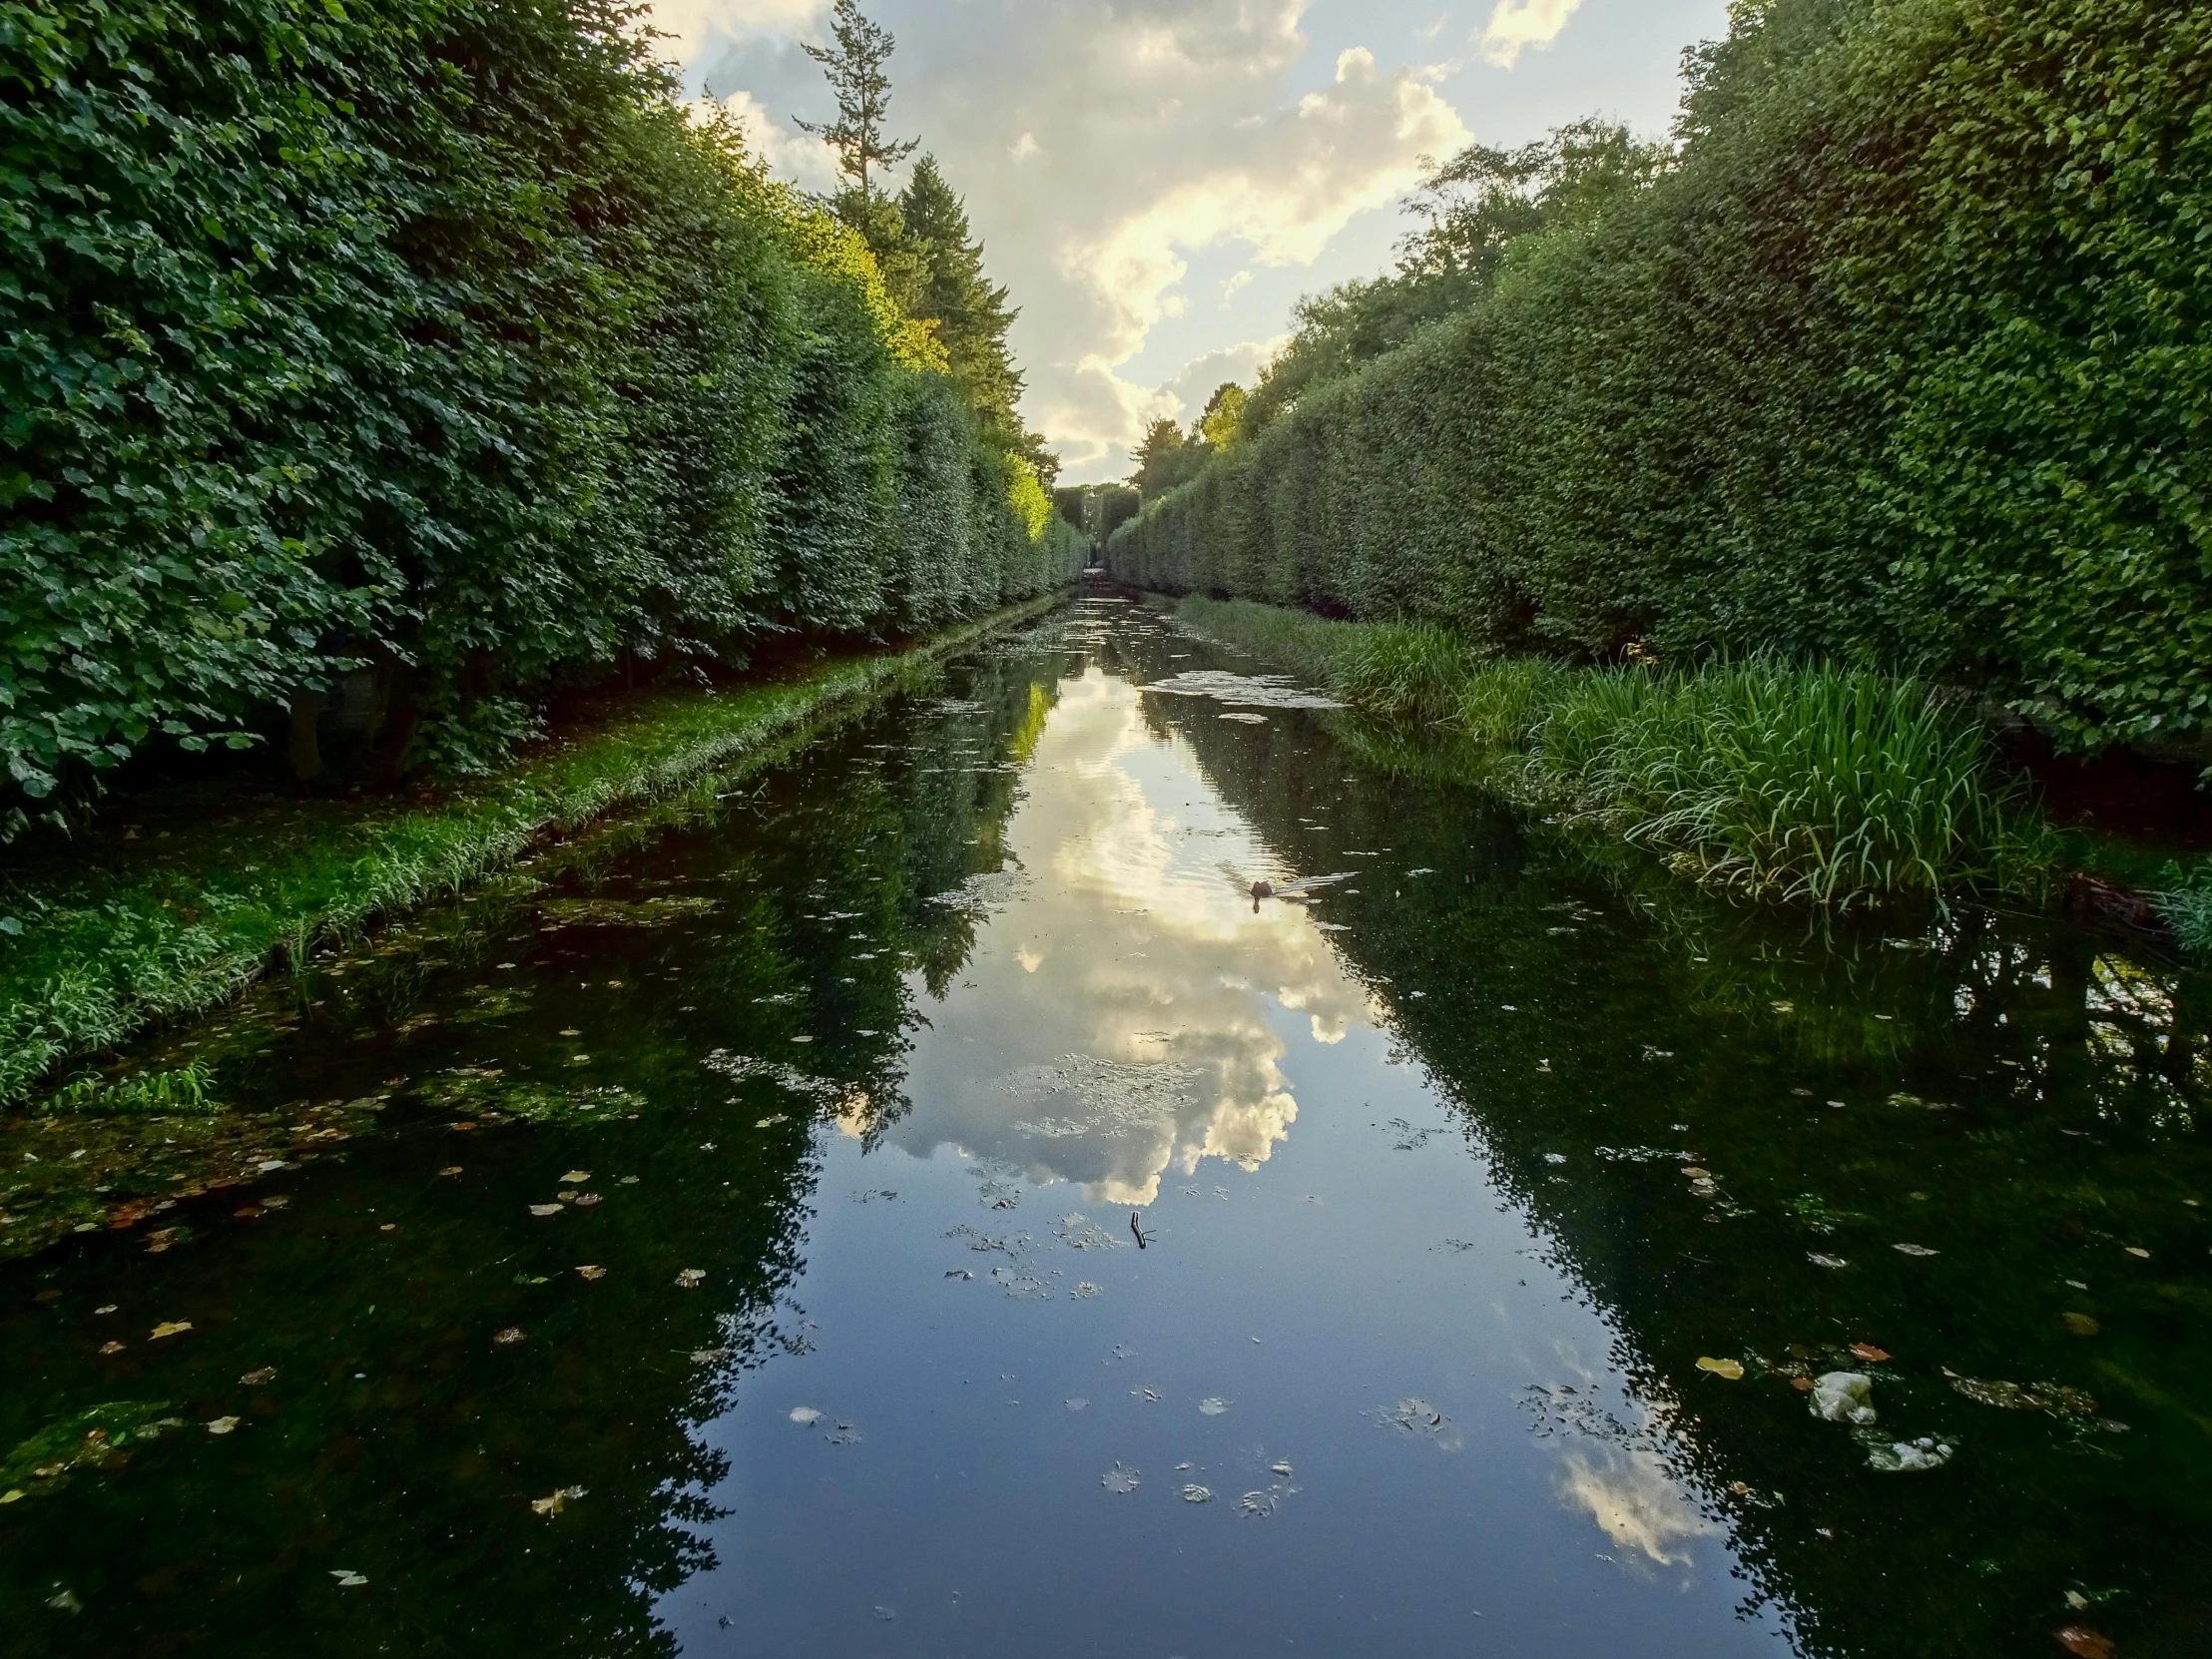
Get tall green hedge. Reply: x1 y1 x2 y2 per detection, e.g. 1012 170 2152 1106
1108 0 2211 756
0 0 1080 829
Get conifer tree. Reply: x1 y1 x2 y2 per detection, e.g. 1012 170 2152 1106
793 0 917 196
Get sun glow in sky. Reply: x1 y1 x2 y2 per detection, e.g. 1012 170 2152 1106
656 0 1732 483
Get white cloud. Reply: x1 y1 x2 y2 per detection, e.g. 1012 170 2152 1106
705 86 840 191
1556 1447 1716 1568
674 0 1470 480
1478 0 1586 67
1159 338 1289 423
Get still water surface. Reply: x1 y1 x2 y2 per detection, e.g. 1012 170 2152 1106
3 598 2208 1657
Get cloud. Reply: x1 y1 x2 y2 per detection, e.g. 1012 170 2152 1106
878 667 1374 1205
672 0 1469 481
1478 0 1585 67
1556 1448 1716 1568
1158 338 1289 423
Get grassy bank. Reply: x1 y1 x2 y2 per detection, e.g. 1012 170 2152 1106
1170 595 2071 913
0 597 1062 1111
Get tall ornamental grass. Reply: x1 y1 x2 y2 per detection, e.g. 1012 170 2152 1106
1529 661 2041 908
1173 598 2045 911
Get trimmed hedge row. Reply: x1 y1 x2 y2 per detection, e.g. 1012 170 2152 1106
1108 0 2212 756
0 0 1081 827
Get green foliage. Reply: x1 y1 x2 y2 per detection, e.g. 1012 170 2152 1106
1175 597 2048 910
0 596 1057 1109
46 1059 217 1116
0 0 1078 833
1112 0 2212 757
2156 861 2212 960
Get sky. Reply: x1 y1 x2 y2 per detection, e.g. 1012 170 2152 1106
654 0 1736 484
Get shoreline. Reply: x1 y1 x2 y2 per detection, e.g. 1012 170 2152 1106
0 595 1067 1116
1152 592 2209 952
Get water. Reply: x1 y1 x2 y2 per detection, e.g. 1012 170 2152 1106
3 597 2207 1657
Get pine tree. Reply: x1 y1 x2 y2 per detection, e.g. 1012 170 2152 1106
898 157 1022 433
794 0 917 196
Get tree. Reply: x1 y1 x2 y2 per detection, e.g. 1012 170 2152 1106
1198 383 1248 451
897 156 1061 484
794 0 917 197
898 157 1021 431
1130 418 1207 498
1242 119 1663 433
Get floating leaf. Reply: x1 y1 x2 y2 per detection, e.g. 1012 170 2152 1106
2062 1312 2101 1337
530 1485 585 1517
528 1204 562 1218
241 1368 276 1386
575 1265 605 1282
2053 1627 2113 1659
150 1322 191 1340
561 1170 591 1184
1848 1344 1892 1364
330 1570 367 1588
205 1416 239 1435
789 1407 822 1425
675 1269 706 1289
1893 1243 1939 1257
1697 1357 1745 1381
492 1327 525 1347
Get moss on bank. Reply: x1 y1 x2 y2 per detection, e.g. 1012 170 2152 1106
0 597 1062 1110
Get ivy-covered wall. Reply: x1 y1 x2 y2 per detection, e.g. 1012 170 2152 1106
1107 0 2211 757
0 0 1081 828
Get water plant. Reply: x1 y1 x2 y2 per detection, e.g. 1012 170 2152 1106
1173 597 2049 911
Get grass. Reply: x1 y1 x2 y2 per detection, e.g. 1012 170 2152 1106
2157 863 2212 957
1174 596 2056 914
0 596 1062 1110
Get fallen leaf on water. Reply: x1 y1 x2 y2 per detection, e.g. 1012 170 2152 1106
99 1342 125 1356
1697 1357 1745 1381
528 1204 563 1218
1792 1377 1815 1391
561 1171 591 1184
150 1322 192 1340
492 1327 526 1347
789 1407 823 1425
330 1570 367 1588
1894 1243 1939 1257
1809 1254 1848 1269
575 1265 605 1282
530 1485 586 1517
438 1166 463 1178
2124 1247 2149 1260
675 1269 706 1289
241 1368 276 1386
2062 1313 2101 1337
206 1416 240 1435
2053 1625 2114 1658
571 1193 601 1208
0 1489 22 1504
1849 1344 1892 1363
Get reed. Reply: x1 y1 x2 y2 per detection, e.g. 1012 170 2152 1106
1173 597 2049 913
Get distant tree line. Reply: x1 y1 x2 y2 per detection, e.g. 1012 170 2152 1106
1108 0 2212 759
0 0 1080 833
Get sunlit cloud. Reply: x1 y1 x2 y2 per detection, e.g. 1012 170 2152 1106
1556 1447 1716 1567
880 667 1373 1205
1478 0 1585 67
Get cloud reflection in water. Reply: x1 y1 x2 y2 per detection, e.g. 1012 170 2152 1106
883 667 1375 1204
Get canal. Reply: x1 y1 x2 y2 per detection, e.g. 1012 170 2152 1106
3 596 2207 1657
